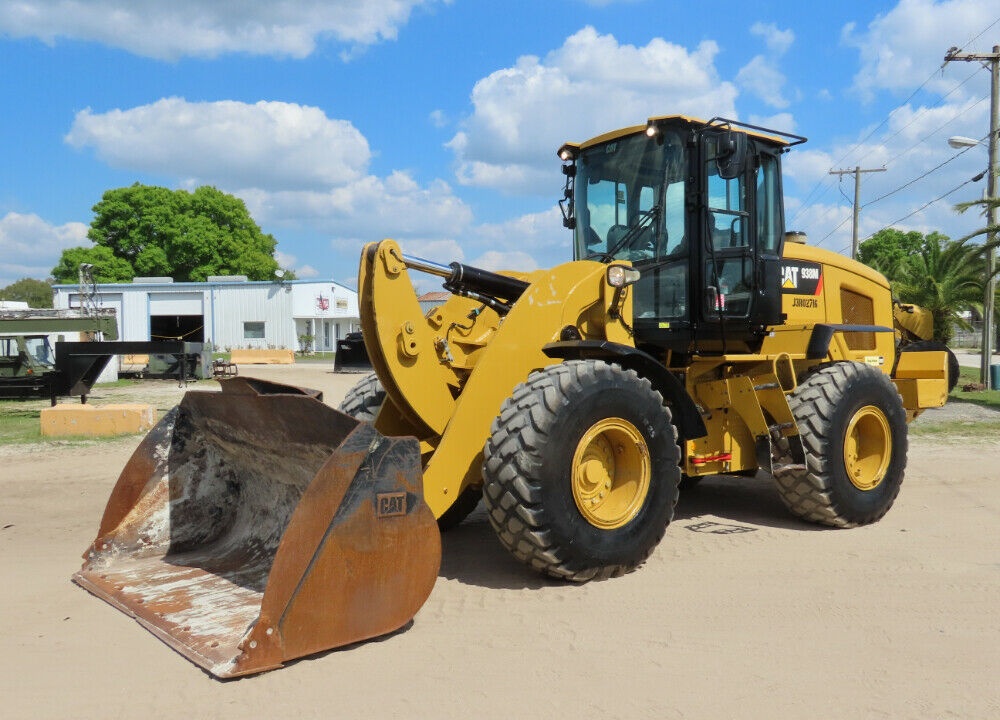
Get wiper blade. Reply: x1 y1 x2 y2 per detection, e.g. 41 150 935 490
604 206 659 261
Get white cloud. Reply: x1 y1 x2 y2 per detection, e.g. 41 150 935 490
448 26 738 194
748 112 797 133
736 23 794 109
0 212 88 285
843 0 995 100
429 110 449 128
783 148 835 187
0 0 444 60
273 249 320 278
240 172 473 245
295 265 320 278
751 22 795 55
66 99 371 191
61 96 477 271
737 56 790 109
471 207 567 260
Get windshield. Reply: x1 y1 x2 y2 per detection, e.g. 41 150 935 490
25 337 55 367
573 130 687 263
1 336 54 367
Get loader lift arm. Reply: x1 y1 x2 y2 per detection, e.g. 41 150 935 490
358 239 646 518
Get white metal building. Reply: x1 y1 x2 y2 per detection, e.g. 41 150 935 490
51 277 360 352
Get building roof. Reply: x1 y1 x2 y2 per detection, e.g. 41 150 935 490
52 278 357 293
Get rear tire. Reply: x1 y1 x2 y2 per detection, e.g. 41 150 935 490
773 362 908 527
482 360 680 582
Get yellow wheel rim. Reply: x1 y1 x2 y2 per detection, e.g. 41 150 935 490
844 405 892 491
571 418 651 529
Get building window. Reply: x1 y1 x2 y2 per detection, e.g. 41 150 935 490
243 321 265 339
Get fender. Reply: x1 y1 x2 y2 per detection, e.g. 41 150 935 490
543 340 708 441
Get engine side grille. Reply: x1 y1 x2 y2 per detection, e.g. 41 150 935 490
841 288 875 350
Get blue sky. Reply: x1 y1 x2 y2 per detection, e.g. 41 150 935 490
1 0 997 290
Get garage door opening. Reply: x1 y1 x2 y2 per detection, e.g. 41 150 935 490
143 315 206 379
150 315 204 342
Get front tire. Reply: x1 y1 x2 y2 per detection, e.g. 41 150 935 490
482 360 680 581
337 372 385 422
773 362 908 527
338 373 481 529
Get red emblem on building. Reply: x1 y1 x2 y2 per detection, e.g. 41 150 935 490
316 295 330 311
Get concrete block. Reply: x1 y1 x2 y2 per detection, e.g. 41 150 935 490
229 349 295 364
41 403 156 437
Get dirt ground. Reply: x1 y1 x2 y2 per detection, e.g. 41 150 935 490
1 364 998 719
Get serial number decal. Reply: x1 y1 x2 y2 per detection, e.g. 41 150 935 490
791 297 819 308
376 492 407 518
781 261 823 295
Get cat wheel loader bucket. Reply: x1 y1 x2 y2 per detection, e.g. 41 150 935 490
72 376 440 678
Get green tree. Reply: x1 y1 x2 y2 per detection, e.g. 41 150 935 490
0 277 54 308
52 184 284 283
857 228 933 278
51 245 136 284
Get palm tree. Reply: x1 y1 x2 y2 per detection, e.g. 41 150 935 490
891 235 984 345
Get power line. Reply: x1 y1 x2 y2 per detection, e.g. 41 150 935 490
884 170 987 227
953 15 1000 53
862 143 978 208
878 74 985 165
890 94 987 165
795 74 982 226
791 14 1000 225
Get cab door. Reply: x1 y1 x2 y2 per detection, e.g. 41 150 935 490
697 131 784 348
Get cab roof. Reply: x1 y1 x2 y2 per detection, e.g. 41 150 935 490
559 114 806 158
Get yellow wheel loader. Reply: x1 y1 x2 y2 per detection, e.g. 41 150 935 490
75 114 953 676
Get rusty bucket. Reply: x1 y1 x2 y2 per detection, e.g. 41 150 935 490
73 376 440 678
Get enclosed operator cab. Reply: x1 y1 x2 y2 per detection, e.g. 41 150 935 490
559 115 806 356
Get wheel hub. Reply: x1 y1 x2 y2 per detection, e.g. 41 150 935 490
844 405 892 491
571 418 651 529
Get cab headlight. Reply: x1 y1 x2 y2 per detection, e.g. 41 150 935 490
607 264 641 288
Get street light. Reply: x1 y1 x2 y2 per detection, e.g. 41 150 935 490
947 135 982 149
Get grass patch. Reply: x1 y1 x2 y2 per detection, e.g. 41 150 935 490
93 379 142 389
909 419 1000 439
294 352 336 364
949 366 1000 409
0 397 157 448
0 404 43 445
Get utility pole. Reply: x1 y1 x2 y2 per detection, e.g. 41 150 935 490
829 166 886 259
945 45 999 389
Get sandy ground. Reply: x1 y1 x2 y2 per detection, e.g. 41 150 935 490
1 363 998 720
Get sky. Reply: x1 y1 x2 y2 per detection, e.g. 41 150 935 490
0 0 998 291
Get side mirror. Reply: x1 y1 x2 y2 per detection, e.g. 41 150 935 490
716 131 748 180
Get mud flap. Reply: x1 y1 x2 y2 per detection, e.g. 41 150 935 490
73 377 440 678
